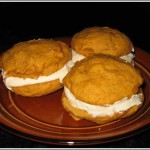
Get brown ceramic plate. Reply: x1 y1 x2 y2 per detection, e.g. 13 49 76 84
0 37 150 146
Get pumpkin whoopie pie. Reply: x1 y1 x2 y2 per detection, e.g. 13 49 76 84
62 54 143 124
1 39 72 97
70 26 134 67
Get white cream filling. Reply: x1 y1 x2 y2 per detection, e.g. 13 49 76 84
66 50 85 69
120 47 135 64
2 62 70 90
64 86 142 117
68 47 135 69
120 47 135 65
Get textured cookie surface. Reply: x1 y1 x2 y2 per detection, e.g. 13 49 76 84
71 26 133 57
63 54 143 105
2 39 72 78
1 39 72 96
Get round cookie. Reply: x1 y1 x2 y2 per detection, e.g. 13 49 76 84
62 54 144 124
1 39 72 97
71 26 134 64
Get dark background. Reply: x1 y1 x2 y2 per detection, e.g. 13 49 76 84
0 2 150 148
0 2 150 52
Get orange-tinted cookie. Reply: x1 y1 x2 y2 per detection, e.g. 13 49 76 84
62 54 143 124
71 26 133 57
1 39 72 97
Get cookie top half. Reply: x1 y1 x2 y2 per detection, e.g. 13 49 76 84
2 39 72 78
63 54 143 106
71 26 133 57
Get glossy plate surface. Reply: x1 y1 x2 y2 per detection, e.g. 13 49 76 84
0 37 150 146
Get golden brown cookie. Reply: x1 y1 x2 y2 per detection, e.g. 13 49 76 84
1 39 72 97
71 26 133 61
62 54 144 124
